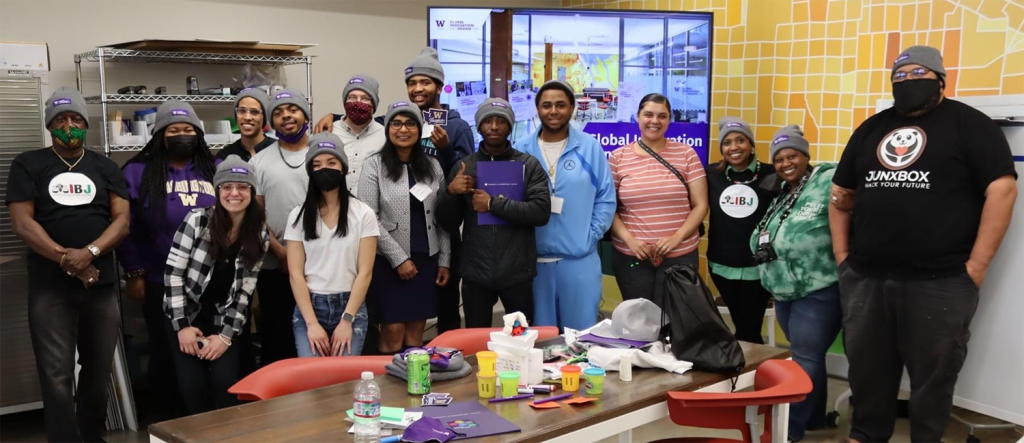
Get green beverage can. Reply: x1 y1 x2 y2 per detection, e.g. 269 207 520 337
406 350 431 395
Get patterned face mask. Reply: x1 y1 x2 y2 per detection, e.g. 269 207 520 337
50 125 87 149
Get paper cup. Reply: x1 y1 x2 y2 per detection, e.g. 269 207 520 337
477 373 497 399
560 365 581 392
584 368 606 396
477 351 497 377
499 371 520 398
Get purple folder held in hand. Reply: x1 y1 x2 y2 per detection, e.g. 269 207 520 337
477 161 525 225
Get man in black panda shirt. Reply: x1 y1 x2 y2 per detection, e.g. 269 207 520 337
829 46 1017 443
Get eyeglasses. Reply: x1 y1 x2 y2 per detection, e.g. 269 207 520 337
892 68 932 82
389 120 419 130
235 107 263 117
219 184 252 193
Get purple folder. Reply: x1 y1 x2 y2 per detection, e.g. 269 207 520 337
409 401 521 440
477 161 525 225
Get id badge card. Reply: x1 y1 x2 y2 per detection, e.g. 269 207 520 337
550 195 564 214
409 182 432 202
758 231 771 245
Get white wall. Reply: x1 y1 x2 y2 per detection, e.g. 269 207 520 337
0 0 558 146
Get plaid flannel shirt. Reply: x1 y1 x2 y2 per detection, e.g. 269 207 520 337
164 207 269 339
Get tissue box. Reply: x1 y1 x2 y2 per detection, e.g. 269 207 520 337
488 341 543 385
489 329 538 349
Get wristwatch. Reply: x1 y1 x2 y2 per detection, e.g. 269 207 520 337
341 312 355 323
87 244 101 257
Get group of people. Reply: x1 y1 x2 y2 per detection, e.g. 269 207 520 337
6 44 1016 443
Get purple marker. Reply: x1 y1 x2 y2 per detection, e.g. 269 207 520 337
532 393 574 405
488 394 534 403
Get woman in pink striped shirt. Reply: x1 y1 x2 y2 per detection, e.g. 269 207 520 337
609 94 709 302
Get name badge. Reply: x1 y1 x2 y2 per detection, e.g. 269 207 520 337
550 196 564 214
758 231 771 245
409 182 432 202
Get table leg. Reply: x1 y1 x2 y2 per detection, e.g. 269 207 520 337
618 428 632 443
774 398 790 442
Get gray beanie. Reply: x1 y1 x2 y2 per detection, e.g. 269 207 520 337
213 155 258 189
384 101 424 130
45 86 90 128
269 88 311 124
304 132 348 176
153 100 203 134
343 74 381 112
717 116 755 150
234 88 270 122
892 45 946 81
405 47 445 84
475 98 516 127
770 125 810 161
535 80 576 107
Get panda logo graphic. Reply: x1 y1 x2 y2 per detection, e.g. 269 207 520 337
876 126 927 170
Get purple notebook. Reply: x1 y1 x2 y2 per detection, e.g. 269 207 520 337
477 161 525 225
409 401 521 440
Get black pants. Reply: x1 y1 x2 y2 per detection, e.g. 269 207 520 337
436 242 463 333
144 282 182 420
709 274 773 344
611 249 699 302
28 280 120 442
255 270 297 365
165 317 241 415
840 262 979 443
462 279 534 328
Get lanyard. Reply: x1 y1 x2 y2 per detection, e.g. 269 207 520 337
756 169 812 241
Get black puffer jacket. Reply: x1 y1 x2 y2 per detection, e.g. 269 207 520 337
437 142 550 289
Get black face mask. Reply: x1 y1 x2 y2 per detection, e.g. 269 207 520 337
165 135 198 159
892 79 941 115
312 168 344 192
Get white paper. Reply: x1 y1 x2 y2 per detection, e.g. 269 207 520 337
508 90 537 121
550 196 564 214
409 182 432 202
616 82 644 122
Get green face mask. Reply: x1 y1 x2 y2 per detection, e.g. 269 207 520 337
51 125 87 149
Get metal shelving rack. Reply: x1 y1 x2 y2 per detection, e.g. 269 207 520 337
74 47 313 155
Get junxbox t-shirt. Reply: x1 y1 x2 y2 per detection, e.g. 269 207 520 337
4 148 129 287
833 98 1016 279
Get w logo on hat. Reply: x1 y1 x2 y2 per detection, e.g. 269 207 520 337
491 102 510 108
317 142 337 149
726 122 743 128
895 53 911 64
53 98 72 106
230 167 250 175
349 78 364 84
171 109 190 116
405 67 414 74
392 102 410 108
772 135 790 146
275 92 293 100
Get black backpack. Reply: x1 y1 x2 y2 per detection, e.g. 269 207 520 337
659 263 745 374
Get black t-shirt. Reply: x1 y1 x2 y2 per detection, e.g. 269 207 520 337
833 99 1017 279
5 148 129 286
705 161 778 268
215 136 276 162
197 241 240 324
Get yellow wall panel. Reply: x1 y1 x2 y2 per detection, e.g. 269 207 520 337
958 59 1004 90
1004 74 1024 95
885 5 901 31
978 0 1006 20
1005 50 1024 76
961 13 1007 67
794 1 810 23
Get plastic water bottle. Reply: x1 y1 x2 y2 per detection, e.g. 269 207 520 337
353 371 381 439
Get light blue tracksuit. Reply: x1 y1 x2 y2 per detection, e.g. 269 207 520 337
515 126 615 331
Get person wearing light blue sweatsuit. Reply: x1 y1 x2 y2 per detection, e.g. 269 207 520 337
516 80 616 331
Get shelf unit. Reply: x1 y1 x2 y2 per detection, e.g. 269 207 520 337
74 47 313 155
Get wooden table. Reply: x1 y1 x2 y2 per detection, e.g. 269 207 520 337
150 342 790 443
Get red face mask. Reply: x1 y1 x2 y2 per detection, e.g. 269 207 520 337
344 101 373 125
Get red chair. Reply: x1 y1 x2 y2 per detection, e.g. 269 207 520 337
427 326 559 355
650 359 812 443
228 356 391 401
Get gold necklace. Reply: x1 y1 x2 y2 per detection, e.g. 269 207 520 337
52 147 85 171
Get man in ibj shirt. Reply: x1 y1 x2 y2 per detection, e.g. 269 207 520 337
830 45 1017 443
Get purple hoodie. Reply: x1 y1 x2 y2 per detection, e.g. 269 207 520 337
119 161 217 284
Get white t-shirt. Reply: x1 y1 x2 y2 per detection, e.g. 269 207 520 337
283 197 380 294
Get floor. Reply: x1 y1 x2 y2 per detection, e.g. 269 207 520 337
3 376 1021 443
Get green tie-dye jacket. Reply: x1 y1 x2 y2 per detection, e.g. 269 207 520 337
749 163 838 301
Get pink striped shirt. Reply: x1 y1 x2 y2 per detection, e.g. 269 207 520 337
610 141 706 258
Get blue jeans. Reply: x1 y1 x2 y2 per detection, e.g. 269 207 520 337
291 293 368 357
774 283 843 441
